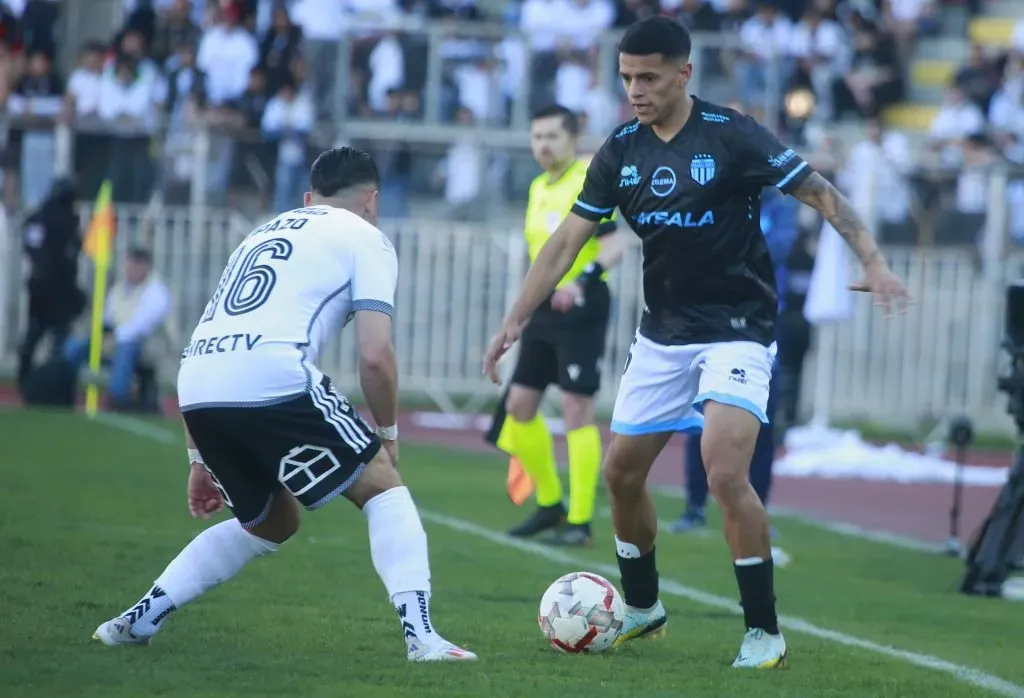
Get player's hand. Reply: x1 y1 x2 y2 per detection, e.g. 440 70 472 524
849 259 910 316
382 439 399 468
483 318 525 385
550 284 582 313
187 462 224 520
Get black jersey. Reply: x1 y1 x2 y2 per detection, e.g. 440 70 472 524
570 97 814 347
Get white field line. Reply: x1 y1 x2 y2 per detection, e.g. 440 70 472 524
87 413 1024 697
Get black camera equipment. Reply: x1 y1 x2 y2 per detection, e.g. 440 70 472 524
960 283 1024 597
945 416 974 557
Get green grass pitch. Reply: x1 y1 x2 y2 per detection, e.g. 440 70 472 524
1 408 1023 698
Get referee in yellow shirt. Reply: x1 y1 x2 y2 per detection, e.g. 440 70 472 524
485 104 630 547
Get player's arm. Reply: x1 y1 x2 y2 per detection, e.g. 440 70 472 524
734 116 909 312
511 212 599 319
353 233 400 434
789 171 882 269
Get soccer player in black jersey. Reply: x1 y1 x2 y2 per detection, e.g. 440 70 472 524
484 17 908 668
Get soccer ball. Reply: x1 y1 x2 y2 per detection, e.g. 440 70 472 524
538 571 625 653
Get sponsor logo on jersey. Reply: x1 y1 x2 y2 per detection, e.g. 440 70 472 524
701 111 730 123
690 154 716 186
650 166 677 197
182 333 262 358
768 148 797 169
618 165 640 188
633 210 714 228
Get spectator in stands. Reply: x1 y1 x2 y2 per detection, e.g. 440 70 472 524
947 132 997 245
150 0 201 70
162 42 206 204
788 6 847 122
434 106 485 221
735 1 793 115
8 49 63 209
259 2 303 95
454 51 502 125
262 77 314 213
289 0 345 121
665 0 722 33
404 0 482 20
197 3 259 108
840 117 914 243
366 25 405 114
928 83 985 168
99 57 159 202
197 4 259 202
110 26 164 97
19 0 60 58
62 247 172 412
64 41 105 121
836 15 904 119
989 53 1024 147
374 86 416 219
612 0 659 27
954 43 1001 114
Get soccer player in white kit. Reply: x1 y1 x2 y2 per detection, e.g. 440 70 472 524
92 147 477 663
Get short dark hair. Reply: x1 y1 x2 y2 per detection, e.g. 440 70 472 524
127 247 152 264
619 17 692 61
531 104 580 136
309 147 380 197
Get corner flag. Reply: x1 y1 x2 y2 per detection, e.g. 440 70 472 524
82 180 116 417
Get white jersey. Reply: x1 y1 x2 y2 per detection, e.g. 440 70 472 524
177 205 398 410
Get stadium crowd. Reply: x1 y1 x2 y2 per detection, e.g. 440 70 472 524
0 0 1021 244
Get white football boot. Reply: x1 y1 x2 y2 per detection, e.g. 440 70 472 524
406 636 478 662
92 617 152 646
731 628 787 669
612 599 668 648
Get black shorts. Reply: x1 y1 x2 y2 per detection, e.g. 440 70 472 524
511 283 610 396
181 377 381 529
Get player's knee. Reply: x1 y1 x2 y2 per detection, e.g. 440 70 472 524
705 463 748 506
560 393 595 431
506 385 541 422
345 448 402 509
602 452 644 494
248 493 301 544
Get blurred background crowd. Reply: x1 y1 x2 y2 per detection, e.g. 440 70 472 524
1 0 1023 244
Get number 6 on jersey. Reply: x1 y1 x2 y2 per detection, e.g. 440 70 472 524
202 237 294 322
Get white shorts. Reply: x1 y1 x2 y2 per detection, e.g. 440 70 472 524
610 331 777 436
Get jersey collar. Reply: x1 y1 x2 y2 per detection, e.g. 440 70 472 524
644 95 702 144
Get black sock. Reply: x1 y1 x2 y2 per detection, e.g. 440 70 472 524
617 546 659 610
734 558 779 635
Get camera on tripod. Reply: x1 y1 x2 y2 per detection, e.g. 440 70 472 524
960 283 1024 597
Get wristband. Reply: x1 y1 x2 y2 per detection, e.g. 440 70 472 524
376 424 399 441
577 262 605 286
187 448 204 465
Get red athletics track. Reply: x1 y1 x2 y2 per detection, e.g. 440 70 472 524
1 386 1007 547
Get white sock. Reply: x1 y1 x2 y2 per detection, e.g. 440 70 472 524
123 519 278 637
364 486 435 643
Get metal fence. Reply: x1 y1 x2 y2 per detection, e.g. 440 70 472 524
1 199 1020 432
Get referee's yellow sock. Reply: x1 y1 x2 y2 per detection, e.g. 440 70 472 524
507 415 562 507
566 425 602 525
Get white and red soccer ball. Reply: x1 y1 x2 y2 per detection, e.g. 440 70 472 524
538 571 625 653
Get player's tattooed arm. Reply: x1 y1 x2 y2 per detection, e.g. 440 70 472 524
790 171 883 268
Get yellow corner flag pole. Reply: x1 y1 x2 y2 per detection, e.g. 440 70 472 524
83 180 115 418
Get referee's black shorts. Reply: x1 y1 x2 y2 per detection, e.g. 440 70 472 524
511 281 611 397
